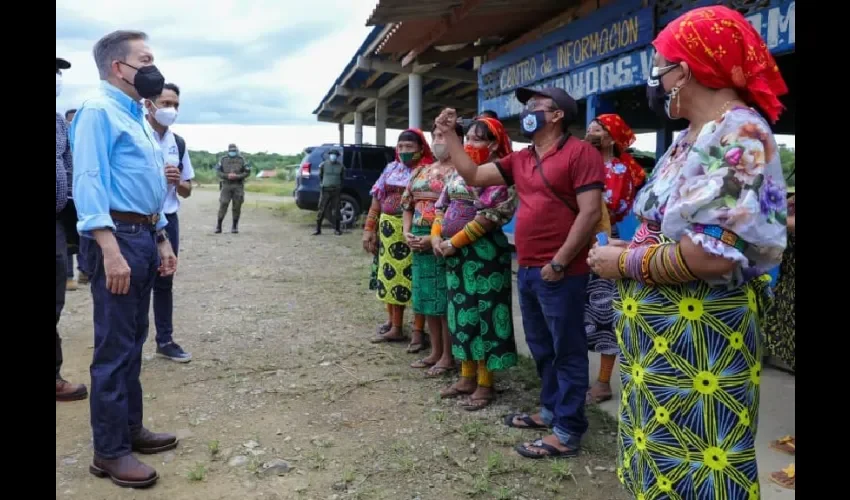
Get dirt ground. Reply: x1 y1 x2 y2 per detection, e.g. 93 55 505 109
55 188 628 500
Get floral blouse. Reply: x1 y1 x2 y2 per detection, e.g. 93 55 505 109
370 161 414 216
435 171 517 239
604 158 637 223
631 107 787 287
400 163 452 228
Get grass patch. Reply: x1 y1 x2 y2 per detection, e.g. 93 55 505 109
244 180 295 197
207 439 220 458
187 462 207 482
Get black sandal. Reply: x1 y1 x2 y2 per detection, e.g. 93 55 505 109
406 330 428 353
515 439 579 459
503 413 549 430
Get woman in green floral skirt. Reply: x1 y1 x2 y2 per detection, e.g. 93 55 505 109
433 116 518 411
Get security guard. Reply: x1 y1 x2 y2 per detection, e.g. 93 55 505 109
314 148 345 236
215 143 250 233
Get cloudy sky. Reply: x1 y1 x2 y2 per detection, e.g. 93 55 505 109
56 0 405 154
57 0 794 155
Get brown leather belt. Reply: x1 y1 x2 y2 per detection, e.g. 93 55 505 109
110 210 160 226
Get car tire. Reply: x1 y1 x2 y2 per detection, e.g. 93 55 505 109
325 194 360 229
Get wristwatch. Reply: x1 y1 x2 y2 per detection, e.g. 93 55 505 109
156 229 169 244
446 241 454 249
549 260 565 273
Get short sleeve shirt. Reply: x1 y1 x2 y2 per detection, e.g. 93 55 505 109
495 135 605 273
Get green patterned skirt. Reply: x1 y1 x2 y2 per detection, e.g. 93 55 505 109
411 225 447 315
445 229 517 371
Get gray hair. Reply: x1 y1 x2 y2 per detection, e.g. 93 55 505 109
93 30 148 80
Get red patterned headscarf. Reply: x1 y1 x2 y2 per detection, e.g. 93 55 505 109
395 128 435 166
475 117 513 159
653 5 788 123
594 114 646 187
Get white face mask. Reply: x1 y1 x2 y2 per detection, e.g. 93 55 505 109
56 74 63 98
151 104 178 127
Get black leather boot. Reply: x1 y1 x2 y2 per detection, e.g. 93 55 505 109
231 218 239 234
334 219 342 236
312 221 322 236
214 218 223 234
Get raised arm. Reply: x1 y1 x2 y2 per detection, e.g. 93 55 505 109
435 108 506 187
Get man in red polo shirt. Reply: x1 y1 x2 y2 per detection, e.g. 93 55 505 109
435 87 604 459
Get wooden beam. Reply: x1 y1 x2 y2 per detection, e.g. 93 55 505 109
416 44 495 65
356 56 477 83
400 0 483 67
335 86 379 99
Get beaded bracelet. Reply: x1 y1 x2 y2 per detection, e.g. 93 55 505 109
431 217 443 238
617 250 628 278
621 243 697 285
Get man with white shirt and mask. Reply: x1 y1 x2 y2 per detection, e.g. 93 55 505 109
144 82 194 363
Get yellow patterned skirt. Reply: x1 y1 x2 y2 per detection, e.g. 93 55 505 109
613 278 769 500
375 213 412 306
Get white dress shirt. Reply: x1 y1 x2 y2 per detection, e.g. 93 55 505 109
154 128 195 215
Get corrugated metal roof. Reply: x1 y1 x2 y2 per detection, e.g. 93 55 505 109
367 0 566 25
370 0 576 55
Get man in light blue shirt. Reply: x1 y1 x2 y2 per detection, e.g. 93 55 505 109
71 29 178 489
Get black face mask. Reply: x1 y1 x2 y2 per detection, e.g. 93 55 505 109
119 61 165 99
519 110 547 139
646 80 669 119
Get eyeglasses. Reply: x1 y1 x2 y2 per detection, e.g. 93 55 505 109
524 98 558 112
648 63 679 86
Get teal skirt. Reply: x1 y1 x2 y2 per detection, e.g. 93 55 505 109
411 225 447 316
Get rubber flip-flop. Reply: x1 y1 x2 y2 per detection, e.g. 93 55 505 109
770 436 796 455
515 439 579 460
461 397 492 412
370 335 408 344
768 464 795 490
424 365 455 378
440 385 473 399
410 358 436 369
503 413 549 430
406 342 426 354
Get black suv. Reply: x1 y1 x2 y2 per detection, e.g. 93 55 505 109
294 144 396 227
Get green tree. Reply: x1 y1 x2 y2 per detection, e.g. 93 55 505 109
778 144 795 187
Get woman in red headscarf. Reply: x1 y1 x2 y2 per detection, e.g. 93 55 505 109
364 129 434 344
586 6 789 499
582 113 646 405
432 116 518 410
400 122 464 373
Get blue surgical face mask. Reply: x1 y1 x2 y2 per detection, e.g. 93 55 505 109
228 151 237 157
329 154 338 162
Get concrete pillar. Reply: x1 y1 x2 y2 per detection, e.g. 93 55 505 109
375 99 387 146
655 123 674 160
408 73 423 129
354 112 364 145
585 94 598 128
338 122 344 145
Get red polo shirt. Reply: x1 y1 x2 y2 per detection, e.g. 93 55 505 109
495 135 605 274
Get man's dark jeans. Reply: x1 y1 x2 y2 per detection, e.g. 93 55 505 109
81 222 159 459
56 220 67 379
517 267 589 448
153 212 179 346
